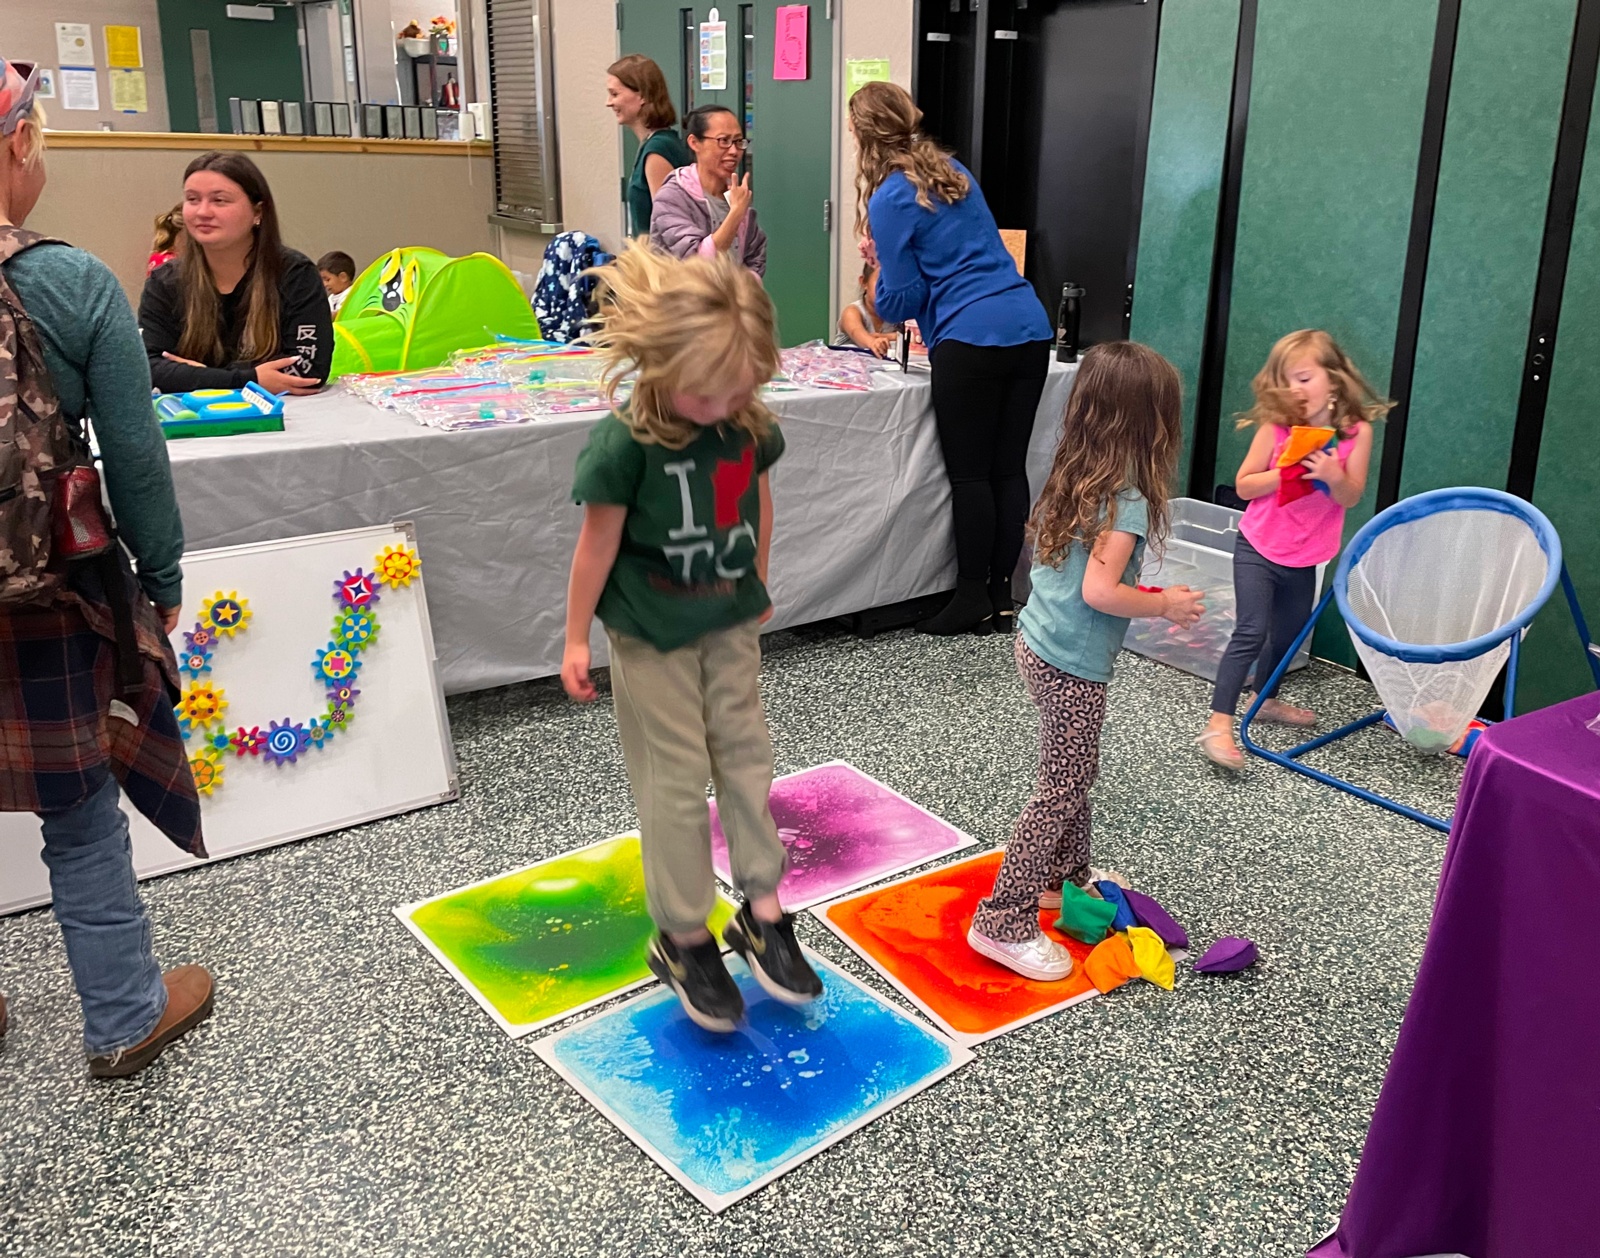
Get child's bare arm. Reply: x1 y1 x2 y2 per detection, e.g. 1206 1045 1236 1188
839 305 893 357
562 504 628 701
1082 530 1204 626
1235 424 1284 501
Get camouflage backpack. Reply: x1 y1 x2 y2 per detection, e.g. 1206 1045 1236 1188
0 225 97 605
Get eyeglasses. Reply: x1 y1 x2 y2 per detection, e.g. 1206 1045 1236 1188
705 136 751 152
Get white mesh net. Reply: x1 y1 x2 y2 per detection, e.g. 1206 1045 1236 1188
1343 508 1549 753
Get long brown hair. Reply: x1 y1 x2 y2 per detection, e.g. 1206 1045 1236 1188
176 152 285 366
607 54 676 131
848 80 969 237
151 204 184 253
1029 341 1182 567
585 243 778 451
1237 328 1393 435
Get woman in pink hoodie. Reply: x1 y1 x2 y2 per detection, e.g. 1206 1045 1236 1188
649 104 766 276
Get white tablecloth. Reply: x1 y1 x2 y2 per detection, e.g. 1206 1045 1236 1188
166 360 1077 694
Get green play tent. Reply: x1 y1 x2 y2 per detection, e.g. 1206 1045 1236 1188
329 247 541 380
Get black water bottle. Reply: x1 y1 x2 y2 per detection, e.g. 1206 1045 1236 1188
1055 281 1085 363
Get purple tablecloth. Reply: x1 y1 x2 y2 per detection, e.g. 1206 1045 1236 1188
1309 693 1600 1258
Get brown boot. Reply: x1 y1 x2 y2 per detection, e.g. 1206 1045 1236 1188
87 965 214 1080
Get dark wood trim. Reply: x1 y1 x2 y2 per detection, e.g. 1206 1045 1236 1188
1376 0 1463 510
1187 0 1257 500
1508 0 1600 499
1123 0 1164 339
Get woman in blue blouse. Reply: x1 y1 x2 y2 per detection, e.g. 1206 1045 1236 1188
850 81 1053 636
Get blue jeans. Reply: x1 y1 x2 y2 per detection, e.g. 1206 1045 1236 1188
38 773 167 1056
1211 533 1319 716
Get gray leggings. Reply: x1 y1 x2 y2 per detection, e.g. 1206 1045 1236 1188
1211 533 1318 716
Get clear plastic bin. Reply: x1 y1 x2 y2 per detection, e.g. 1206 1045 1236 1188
1121 497 1324 682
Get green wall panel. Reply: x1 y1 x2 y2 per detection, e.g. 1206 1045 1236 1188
158 0 304 134
1216 0 1435 660
618 1 834 344
1400 0 1574 498
1521 74 1600 711
1127 0 1240 491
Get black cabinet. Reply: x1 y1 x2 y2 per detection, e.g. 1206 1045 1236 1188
915 0 1160 348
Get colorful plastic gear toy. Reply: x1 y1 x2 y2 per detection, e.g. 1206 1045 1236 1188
262 719 311 766
199 591 252 638
189 746 224 796
179 682 226 726
326 682 361 709
183 624 218 653
325 703 353 730
180 644 214 680
375 544 421 589
334 570 381 609
206 729 233 755
305 717 335 751
313 644 362 685
229 725 266 758
333 608 380 653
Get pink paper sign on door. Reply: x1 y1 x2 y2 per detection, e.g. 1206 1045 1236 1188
773 5 809 80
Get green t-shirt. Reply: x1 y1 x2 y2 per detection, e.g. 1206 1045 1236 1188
1018 489 1150 684
627 129 694 237
572 411 784 651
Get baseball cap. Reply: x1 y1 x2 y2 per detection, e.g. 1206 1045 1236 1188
0 59 40 136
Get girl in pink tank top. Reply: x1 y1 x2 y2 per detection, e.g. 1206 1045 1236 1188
1197 330 1392 770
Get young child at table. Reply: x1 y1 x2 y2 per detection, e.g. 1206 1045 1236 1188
147 204 183 274
1196 329 1390 770
318 251 356 315
968 342 1204 981
561 243 821 1031
836 257 901 357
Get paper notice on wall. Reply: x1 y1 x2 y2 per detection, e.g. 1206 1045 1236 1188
59 67 100 111
110 68 148 113
104 25 144 69
55 22 93 67
846 59 890 98
36 69 57 100
699 20 727 91
773 5 808 81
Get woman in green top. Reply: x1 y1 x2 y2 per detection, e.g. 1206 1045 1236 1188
606 54 693 237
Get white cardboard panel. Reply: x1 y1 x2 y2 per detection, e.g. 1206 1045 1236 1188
0 524 456 914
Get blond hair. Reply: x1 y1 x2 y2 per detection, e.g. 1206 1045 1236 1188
848 81 969 237
1030 341 1182 568
585 243 778 450
1238 329 1394 434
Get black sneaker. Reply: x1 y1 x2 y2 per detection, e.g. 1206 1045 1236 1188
723 905 823 1006
647 934 744 1033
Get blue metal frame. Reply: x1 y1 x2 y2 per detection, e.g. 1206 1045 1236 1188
1240 563 1594 834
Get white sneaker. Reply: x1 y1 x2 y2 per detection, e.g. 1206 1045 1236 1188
967 925 1074 981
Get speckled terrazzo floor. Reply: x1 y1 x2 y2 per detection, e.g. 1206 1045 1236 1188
0 626 1464 1258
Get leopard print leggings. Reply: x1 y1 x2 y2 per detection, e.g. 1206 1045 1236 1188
971 636 1108 942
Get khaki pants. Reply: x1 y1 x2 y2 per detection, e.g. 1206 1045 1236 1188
607 620 786 936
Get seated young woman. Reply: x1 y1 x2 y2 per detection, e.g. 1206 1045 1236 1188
139 152 332 396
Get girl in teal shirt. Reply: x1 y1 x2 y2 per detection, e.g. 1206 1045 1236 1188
968 342 1204 981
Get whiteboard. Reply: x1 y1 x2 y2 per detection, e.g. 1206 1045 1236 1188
0 524 457 915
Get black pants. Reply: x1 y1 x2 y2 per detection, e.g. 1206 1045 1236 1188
928 338 1053 585
1211 532 1318 715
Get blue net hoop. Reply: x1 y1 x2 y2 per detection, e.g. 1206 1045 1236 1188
1334 488 1562 665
